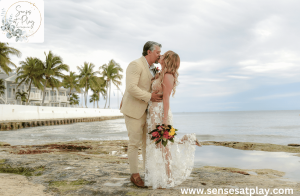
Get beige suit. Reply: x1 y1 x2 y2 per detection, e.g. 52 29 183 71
121 56 152 173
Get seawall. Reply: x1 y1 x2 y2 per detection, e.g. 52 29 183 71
0 105 124 131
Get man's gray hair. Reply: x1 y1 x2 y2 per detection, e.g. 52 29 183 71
142 41 162 56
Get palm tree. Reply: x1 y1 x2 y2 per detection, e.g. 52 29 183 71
15 57 44 103
77 62 99 108
15 91 28 105
0 42 22 74
91 77 106 108
40 51 69 105
101 77 108 108
89 92 99 108
69 93 79 106
62 71 81 100
0 79 6 97
0 79 6 104
100 59 123 109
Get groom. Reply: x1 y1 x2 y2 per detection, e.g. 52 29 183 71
120 41 163 188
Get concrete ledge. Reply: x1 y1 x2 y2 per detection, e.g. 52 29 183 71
0 116 124 131
0 105 124 131
0 105 123 121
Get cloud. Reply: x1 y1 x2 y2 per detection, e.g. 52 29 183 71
5 0 300 111
227 75 251 79
254 93 300 100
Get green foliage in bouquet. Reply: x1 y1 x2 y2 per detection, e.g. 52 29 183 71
148 124 178 147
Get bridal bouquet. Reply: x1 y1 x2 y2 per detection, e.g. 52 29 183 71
148 124 178 147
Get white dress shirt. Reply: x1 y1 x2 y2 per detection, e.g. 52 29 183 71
144 56 156 77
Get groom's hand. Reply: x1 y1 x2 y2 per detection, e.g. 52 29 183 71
150 91 163 102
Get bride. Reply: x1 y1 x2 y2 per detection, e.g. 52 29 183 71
145 50 201 189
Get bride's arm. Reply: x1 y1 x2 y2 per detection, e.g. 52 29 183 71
162 74 174 125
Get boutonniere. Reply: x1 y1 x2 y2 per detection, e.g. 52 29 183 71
154 66 160 73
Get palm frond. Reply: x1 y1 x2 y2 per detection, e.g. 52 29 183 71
0 42 22 74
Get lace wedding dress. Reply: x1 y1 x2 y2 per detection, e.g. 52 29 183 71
145 78 197 189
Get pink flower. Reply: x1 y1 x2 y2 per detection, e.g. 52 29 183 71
163 131 169 139
158 126 163 131
152 131 160 138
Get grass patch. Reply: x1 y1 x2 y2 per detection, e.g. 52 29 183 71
202 141 300 153
87 150 109 155
49 179 95 194
33 167 45 176
0 163 45 176
0 142 10 146
126 191 149 196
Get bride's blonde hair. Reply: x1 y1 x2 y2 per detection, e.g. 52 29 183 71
158 50 180 97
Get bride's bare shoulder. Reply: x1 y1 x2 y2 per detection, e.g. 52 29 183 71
164 73 174 83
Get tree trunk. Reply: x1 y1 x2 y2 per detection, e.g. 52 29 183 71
104 82 108 109
85 81 88 108
97 93 99 108
69 88 72 100
85 92 87 108
81 93 83 107
108 81 111 109
22 96 26 105
41 79 48 106
27 80 32 103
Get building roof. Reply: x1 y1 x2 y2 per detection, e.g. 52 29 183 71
5 74 17 82
0 70 17 81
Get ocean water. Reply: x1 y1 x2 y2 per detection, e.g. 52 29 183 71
0 110 300 181
173 110 300 145
195 145 300 181
0 110 299 145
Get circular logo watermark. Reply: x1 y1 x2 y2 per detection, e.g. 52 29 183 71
0 0 44 43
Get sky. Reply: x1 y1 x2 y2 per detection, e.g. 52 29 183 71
3 0 300 112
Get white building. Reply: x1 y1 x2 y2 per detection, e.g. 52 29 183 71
0 71 76 107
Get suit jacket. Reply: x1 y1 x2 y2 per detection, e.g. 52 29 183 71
120 56 152 119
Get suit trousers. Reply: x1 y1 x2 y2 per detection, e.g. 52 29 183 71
124 112 147 174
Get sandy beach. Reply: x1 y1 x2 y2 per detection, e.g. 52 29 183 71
0 140 299 196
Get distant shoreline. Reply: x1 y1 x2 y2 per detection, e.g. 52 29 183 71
173 109 300 113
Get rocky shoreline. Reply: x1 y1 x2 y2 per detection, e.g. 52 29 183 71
0 140 299 196
201 141 300 156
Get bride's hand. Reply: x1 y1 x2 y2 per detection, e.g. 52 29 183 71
150 91 163 102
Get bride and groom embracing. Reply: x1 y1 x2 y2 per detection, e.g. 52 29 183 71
120 41 201 189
